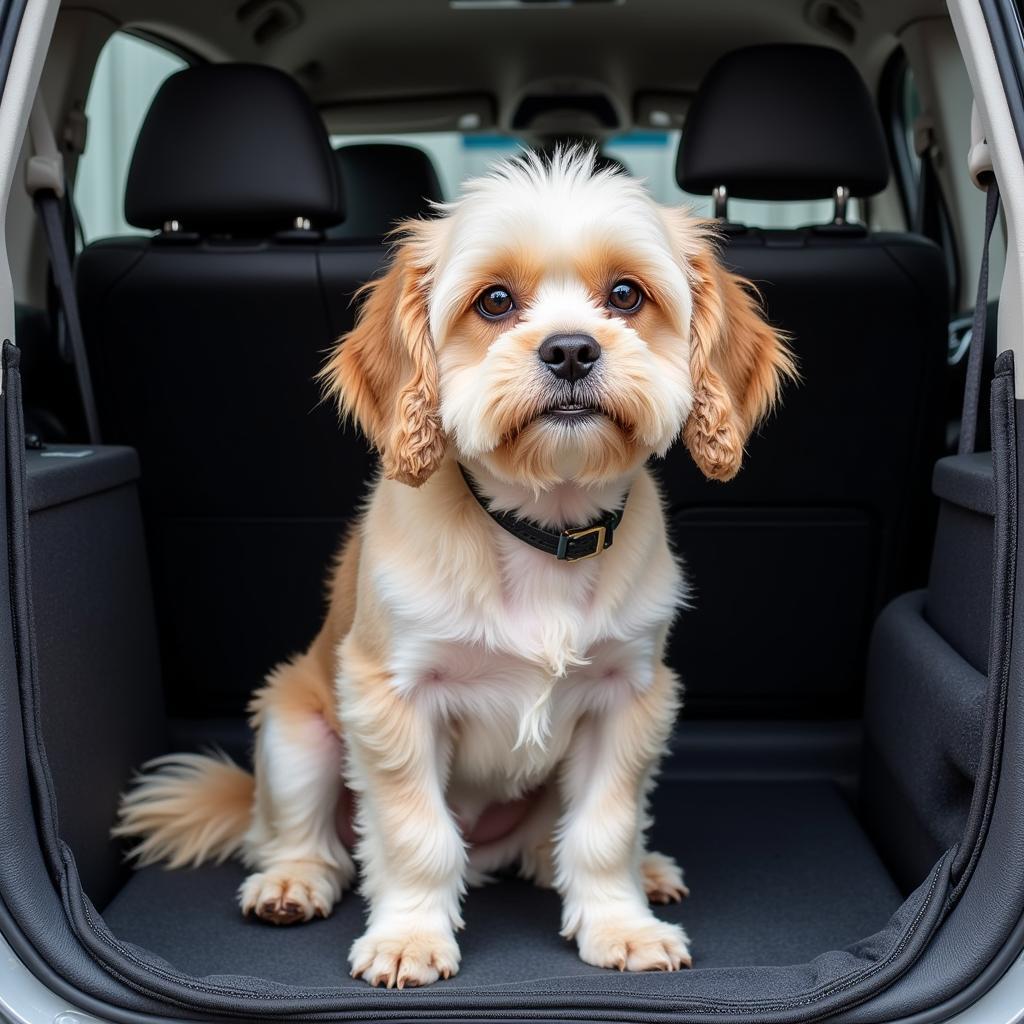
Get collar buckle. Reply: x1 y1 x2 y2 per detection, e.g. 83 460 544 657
458 463 626 562
556 524 608 561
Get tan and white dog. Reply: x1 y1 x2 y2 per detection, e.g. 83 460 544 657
115 148 794 988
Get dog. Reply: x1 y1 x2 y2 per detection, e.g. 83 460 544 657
115 147 794 988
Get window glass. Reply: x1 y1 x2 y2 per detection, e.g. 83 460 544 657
74 32 186 242
604 131 857 226
331 129 857 228
901 67 923 186
888 62 923 222
329 132 519 200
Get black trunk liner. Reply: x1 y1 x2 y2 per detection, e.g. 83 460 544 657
102 779 901 989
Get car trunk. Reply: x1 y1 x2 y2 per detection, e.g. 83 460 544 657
2 323 1008 1021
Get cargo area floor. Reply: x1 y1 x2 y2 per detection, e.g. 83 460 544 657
101 779 902 989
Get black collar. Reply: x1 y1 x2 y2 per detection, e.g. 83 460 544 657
458 464 627 562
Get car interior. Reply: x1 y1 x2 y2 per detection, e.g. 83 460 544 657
1 0 1022 1020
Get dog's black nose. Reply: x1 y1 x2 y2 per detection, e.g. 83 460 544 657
538 334 601 382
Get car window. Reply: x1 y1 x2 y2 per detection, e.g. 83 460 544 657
604 130 858 226
332 129 857 228
329 132 519 201
886 57 924 227
901 67 924 186
886 55 978 308
74 32 187 242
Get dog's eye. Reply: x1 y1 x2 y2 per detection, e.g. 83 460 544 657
476 286 515 319
608 280 643 313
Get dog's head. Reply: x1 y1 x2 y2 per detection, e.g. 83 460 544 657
322 148 795 489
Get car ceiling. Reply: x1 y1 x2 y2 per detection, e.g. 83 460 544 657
62 0 950 132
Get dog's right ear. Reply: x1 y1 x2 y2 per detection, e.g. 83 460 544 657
320 219 447 487
660 208 796 482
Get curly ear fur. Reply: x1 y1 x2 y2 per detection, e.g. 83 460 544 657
665 211 797 481
320 221 446 487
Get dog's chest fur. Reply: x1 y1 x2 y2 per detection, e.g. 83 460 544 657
382 520 681 803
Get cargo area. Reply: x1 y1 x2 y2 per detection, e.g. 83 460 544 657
22 440 989 1000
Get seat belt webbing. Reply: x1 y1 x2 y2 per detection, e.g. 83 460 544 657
959 181 1000 457
26 96 101 444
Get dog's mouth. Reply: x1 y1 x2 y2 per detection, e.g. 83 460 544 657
499 390 630 448
544 400 600 422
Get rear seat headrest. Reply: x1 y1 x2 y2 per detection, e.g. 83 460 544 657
329 144 443 240
125 64 344 234
678 44 889 201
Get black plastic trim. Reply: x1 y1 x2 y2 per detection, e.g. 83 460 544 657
121 26 205 68
933 452 996 515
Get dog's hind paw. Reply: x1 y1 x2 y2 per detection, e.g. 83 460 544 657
349 929 460 988
239 862 344 925
641 851 689 903
578 917 692 972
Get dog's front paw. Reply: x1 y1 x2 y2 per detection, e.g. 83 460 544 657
349 929 461 988
239 862 343 924
641 851 689 903
578 916 691 972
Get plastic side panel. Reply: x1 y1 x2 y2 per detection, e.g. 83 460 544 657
932 453 996 515
25 444 139 511
925 499 994 673
926 452 997 673
30 478 166 907
862 591 987 893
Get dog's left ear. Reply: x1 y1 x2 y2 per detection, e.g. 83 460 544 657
663 210 797 482
320 219 446 487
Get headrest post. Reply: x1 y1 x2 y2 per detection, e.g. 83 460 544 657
712 184 728 220
832 185 850 225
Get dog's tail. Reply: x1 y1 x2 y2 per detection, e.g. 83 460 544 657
112 751 255 869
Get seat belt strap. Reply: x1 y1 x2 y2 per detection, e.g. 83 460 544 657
959 180 1000 456
26 96 101 444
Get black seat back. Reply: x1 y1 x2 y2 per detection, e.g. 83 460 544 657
666 45 947 718
77 65 382 720
329 143 443 242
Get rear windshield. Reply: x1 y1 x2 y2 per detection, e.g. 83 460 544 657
330 130 850 228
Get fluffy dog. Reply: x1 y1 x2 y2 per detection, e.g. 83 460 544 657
115 148 794 988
